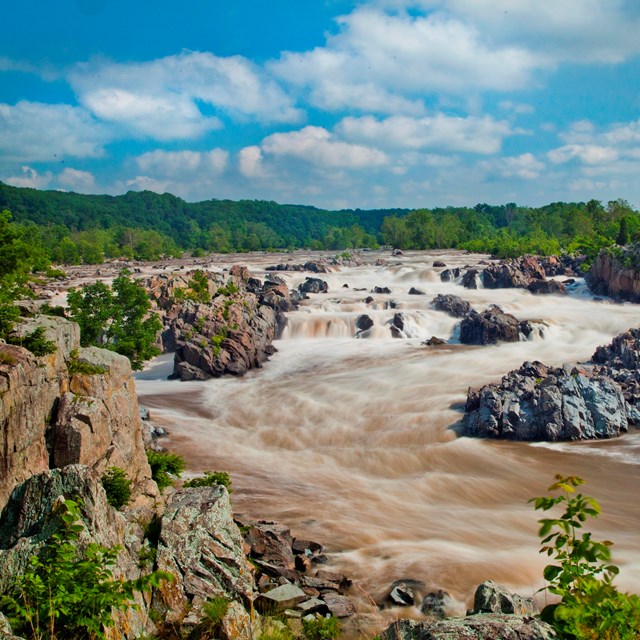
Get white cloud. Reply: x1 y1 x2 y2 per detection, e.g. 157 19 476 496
480 153 545 180
238 146 268 178
120 175 169 194
69 51 303 140
261 126 388 169
336 114 513 153
4 166 53 189
270 7 539 113
548 144 619 166
136 149 228 176
58 167 96 191
0 101 107 161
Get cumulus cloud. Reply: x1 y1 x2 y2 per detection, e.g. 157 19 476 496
261 126 388 168
336 114 513 153
480 153 545 180
548 144 619 166
58 167 96 191
271 7 538 113
238 146 268 178
4 166 53 189
136 149 228 176
0 101 107 161
69 51 303 140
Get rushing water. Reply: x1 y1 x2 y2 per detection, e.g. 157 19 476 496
135 250 640 626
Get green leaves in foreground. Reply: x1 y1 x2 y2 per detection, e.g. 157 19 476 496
0 498 173 640
531 475 640 640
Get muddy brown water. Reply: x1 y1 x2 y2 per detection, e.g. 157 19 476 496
133 250 640 628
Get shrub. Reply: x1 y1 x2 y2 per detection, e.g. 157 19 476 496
0 498 172 640
0 350 17 366
147 450 185 491
199 597 229 637
7 326 57 356
101 467 132 509
302 616 341 640
67 349 108 375
183 471 232 491
40 303 67 317
531 475 640 639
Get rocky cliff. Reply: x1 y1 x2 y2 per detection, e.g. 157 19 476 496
588 245 640 301
0 315 157 512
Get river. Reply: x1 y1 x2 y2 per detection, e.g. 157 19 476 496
134 250 640 626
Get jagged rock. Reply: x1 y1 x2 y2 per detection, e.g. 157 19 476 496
383 579 426 608
459 307 532 345
424 336 447 346
229 265 250 280
440 268 460 282
322 593 356 618
292 538 323 555
481 256 546 289
473 581 536 616
243 521 296 571
0 466 151 640
381 614 556 640
588 245 640 301
52 347 157 506
409 287 425 295
356 315 374 334
462 360 628 441
297 598 328 614
373 286 392 294
298 278 329 294
527 280 567 295
431 294 471 318
255 584 308 614
461 269 480 289
154 485 254 624
421 590 451 619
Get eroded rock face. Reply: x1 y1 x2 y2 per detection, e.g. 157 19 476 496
381 614 555 640
154 485 254 625
588 245 640 301
481 256 546 289
0 466 152 640
459 307 532 345
0 317 156 512
462 360 628 441
473 581 536 616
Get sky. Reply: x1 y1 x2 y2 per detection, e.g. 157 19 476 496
2 0 640 210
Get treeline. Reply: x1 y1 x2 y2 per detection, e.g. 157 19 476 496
1 182 638 264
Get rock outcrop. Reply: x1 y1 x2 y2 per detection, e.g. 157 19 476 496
459 307 533 345
0 316 156 512
588 245 640 301
462 361 628 441
473 581 536 616
481 255 546 289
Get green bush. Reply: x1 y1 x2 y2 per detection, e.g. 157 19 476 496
67 349 108 375
7 326 57 356
147 450 185 491
199 597 229 637
302 616 341 640
0 498 172 640
101 467 132 509
531 475 640 639
183 471 232 491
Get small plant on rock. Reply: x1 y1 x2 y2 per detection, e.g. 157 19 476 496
302 616 341 640
183 471 232 492
198 597 229 638
531 475 640 639
7 326 56 356
101 466 132 509
146 450 185 492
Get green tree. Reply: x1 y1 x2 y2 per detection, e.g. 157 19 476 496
531 475 640 639
67 270 162 370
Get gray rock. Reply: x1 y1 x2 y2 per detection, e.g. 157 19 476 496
0 612 24 640
255 584 308 614
473 581 537 616
356 314 374 333
420 590 452 619
299 278 329 294
154 485 254 624
459 306 531 345
431 294 471 318
323 593 356 618
381 614 556 640
409 287 425 295
440 268 460 282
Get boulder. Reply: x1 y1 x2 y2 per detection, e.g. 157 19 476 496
432 261 446 267
461 269 480 289
473 581 536 616
242 520 296 571
381 614 555 640
424 336 447 346
527 280 567 295
481 256 546 289
431 294 471 318
154 485 254 624
462 360 628 441
421 590 452 619
459 307 531 345
373 286 392 294
255 584 308 614
440 268 460 282
299 278 329 294
356 315 374 333
408 287 425 295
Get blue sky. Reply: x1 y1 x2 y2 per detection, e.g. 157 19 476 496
2 0 640 210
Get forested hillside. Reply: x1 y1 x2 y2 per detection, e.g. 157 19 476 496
1 181 638 264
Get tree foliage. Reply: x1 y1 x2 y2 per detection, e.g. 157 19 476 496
67 270 162 370
0 499 172 640
531 475 640 639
